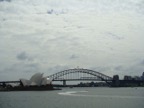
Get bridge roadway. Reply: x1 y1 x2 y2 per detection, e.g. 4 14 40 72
52 78 112 81
0 81 20 83
0 81 20 87
0 79 108 83
0 78 111 84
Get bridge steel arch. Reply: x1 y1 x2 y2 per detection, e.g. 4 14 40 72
47 69 113 82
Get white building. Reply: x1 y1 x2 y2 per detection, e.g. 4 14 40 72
141 72 144 80
20 73 52 86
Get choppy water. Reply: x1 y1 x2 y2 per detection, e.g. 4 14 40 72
0 87 144 108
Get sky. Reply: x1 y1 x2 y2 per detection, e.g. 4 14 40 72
0 0 144 81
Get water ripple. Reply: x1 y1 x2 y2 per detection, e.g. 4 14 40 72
58 91 144 99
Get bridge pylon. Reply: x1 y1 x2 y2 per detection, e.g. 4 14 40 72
63 80 66 86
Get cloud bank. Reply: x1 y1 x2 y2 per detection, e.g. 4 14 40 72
0 0 144 80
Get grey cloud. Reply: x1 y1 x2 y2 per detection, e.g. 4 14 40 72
47 9 54 14
90 66 112 73
0 0 11 2
17 52 27 60
124 66 144 76
46 36 80 47
16 52 33 61
115 65 124 71
114 63 144 77
1 0 143 15
47 65 70 75
48 36 76 42
70 54 79 59
106 32 124 40
0 62 40 80
47 36 67 42
139 59 144 65
90 65 140 78
1 62 40 74
89 66 117 78
0 0 144 81
47 9 68 15
12 35 43 46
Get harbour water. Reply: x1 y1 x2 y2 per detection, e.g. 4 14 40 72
0 87 144 108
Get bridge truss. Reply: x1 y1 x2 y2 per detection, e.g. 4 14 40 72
47 68 113 82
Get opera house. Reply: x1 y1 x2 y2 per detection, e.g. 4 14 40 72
20 73 52 87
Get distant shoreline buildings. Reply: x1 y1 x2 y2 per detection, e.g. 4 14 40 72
113 72 144 81
112 72 144 87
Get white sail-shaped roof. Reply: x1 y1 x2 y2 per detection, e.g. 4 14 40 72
30 73 43 86
20 79 31 86
30 82 37 86
41 77 52 85
20 73 51 86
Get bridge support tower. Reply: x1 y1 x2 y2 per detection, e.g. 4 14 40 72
63 80 66 86
112 75 120 87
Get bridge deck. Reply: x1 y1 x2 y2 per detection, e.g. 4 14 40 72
53 79 113 81
0 81 20 84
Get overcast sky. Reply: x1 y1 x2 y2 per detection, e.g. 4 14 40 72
0 0 144 81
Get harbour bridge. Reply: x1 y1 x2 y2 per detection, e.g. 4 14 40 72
47 68 113 86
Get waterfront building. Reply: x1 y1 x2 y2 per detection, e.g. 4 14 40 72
141 72 144 80
124 76 132 80
113 75 119 80
113 75 120 87
20 73 52 87
133 76 141 80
